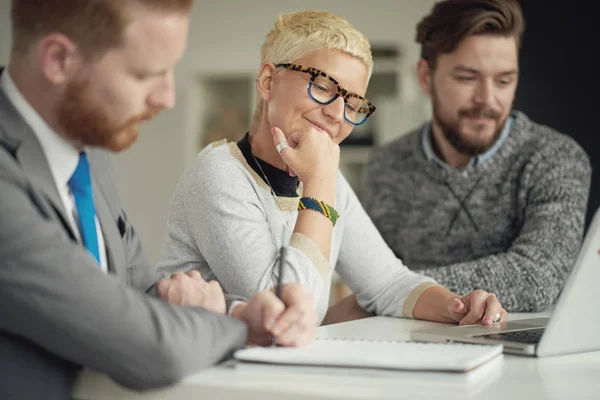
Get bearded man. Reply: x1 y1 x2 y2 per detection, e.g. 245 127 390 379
362 0 591 313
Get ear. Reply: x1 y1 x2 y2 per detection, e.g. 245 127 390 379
416 58 433 96
255 62 277 103
38 33 81 85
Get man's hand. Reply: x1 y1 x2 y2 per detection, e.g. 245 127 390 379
156 270 226 314
449 289 507 326
232 283 317 346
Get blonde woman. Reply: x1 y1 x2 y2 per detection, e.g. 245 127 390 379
158 11 507 340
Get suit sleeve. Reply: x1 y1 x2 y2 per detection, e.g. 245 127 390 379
0 157 248 390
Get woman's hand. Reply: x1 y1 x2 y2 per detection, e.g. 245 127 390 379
449 289 507 325
413 285 507 325
271 126 339 185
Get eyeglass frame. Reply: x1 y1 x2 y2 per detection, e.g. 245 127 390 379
275 63 376 126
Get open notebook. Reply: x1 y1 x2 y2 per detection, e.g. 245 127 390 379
234 338 503 373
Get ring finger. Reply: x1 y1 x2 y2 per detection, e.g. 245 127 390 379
482 295 503 324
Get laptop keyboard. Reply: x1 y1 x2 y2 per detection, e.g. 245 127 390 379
480 328 545 344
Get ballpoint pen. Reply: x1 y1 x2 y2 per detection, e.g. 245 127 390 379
271 232 285 347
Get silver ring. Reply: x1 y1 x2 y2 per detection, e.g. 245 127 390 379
492 312 501 323
276 141 289 153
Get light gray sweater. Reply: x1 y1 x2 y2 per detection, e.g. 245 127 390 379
363 111 592 312
158 140 437 322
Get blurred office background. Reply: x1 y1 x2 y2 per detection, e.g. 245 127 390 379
0 1 597 303
514 1 598 231
0 0 437 266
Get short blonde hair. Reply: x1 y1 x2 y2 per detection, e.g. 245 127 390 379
253 11 373 125
261 10 373 76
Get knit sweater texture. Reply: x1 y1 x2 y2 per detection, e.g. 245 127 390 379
363 111 592 312
158 140 437 323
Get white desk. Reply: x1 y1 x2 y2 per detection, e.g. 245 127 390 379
73 313 600 400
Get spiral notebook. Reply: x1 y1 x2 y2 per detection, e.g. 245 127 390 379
234 338 503 372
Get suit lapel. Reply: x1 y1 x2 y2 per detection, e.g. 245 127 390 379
0 75 76 240
1 69 127 280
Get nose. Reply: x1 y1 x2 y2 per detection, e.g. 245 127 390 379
473 79 494 106
321 95 345 122
148 70 176 110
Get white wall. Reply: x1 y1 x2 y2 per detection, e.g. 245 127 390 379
0 1 436 265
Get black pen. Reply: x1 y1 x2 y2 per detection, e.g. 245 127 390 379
271 236 285 347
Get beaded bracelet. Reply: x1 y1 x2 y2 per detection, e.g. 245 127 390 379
298 197 340 227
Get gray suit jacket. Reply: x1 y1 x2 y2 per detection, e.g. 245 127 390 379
0 68 248 400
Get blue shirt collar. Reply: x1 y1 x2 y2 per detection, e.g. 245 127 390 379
421 115 514 170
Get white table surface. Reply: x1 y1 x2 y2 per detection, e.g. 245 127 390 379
73 312 600 400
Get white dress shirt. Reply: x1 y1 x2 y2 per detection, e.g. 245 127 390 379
1 70 108 273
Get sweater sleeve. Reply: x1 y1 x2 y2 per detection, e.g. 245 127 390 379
335 172 439 318
416 140 592 312
162 145 327 302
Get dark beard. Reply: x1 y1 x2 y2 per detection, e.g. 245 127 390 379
57 78 160 152
432 90 506 156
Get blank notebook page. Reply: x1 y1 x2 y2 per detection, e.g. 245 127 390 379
234 338 503 372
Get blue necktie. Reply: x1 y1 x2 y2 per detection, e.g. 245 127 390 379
68 152 100 265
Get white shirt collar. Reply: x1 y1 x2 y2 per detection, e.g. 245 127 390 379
0 69 80 189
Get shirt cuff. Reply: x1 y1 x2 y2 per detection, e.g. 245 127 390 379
402 282 442 319
289 232 331 279
227 300 246 316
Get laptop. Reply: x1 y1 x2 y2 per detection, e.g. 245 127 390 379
411 207 600 357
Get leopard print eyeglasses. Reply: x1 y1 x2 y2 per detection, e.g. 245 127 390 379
276 63 376 126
